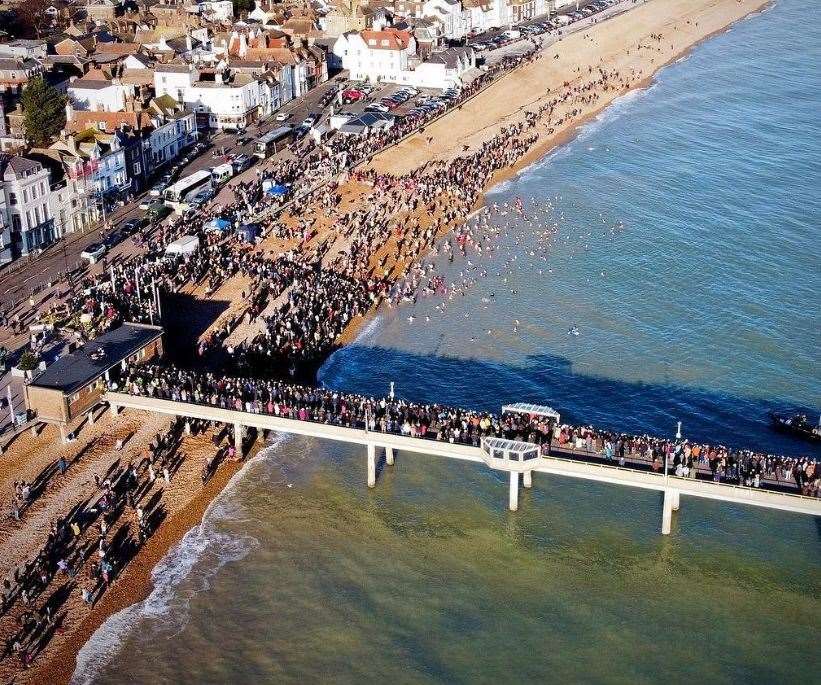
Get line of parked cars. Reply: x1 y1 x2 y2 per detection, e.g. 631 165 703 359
364 87 420 113
471 0 619 51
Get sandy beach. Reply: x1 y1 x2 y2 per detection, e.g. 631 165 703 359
1 0 771 682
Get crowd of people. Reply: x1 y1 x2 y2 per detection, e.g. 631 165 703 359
0 419 190 669
116 364 820 497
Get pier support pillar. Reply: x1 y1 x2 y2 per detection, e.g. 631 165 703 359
671 490 680 511
59 423 68 444
509 471 519 512
234 422 243 457
367 443 376 488
523 470 532 489
109 403 119 417
87 410 95 426
662 489 675 535
385 446 395 466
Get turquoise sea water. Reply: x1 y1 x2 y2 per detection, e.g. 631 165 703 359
76 2 820 683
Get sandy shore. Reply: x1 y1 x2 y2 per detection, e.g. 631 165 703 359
2 0 770 682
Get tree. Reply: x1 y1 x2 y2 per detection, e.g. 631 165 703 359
17 351 39 372
21 76 66 147
232 0 255 17
11 0 51 38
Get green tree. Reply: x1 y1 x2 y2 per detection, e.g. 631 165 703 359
17 351 39 371
232 0 255 17
21 76 67 147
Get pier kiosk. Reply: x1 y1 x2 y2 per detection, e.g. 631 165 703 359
480 437 543 511
502 403 561 425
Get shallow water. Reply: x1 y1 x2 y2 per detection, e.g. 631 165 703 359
78 2 820 683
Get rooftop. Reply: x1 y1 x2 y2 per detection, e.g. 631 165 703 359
30 323 164 394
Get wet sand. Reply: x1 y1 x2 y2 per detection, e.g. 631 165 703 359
2 0 770 682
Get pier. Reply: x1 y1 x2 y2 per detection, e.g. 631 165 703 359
105 392 821 535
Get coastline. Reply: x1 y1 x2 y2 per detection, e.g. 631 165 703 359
27 1 773 682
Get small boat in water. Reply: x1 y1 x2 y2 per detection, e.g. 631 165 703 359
769 412 821 443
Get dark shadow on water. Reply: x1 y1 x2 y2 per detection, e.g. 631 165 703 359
319 346 820 459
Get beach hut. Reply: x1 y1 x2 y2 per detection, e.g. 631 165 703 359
164 235 200 256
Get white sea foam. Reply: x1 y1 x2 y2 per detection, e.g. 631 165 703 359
70 434 291 685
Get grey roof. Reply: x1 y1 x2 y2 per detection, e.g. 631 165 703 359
3 156 42 177
155 63 191 73
70 78 114 90
30 323 163 394
0 57 38 70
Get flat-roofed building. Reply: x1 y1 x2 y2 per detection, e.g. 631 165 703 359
24 323 164 437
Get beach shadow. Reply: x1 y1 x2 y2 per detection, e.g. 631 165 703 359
162 293 231 367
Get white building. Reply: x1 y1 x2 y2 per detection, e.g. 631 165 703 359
334 30 474 89
0 156 55 261
153 65 276 131
143 95 198 174
68 76 134 112
422 0 470 40
334 29 416 84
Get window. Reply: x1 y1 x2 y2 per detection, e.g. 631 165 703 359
8 192 16 205
22 188 28 202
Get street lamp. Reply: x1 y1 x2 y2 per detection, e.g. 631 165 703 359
667 420 682 478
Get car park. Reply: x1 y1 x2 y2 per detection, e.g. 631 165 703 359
80 242 107 263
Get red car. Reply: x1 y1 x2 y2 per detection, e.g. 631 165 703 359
342 89 365 104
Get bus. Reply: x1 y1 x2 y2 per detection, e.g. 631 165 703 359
254 126 294 159
164 169 212 203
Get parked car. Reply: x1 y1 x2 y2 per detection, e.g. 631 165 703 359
274 111 291 122
80 242 107 263
301 115 317 128
365 103 390 113
189 187 215 208
342 89 365 104
145 201 171 222
121 217 146 234
149 183 166 197
232 153 252 173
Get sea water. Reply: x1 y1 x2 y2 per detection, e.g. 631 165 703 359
77 2 820 683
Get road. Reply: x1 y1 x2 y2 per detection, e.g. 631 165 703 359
0 76 345 312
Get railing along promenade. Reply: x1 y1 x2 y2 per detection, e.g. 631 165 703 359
104 392 821 535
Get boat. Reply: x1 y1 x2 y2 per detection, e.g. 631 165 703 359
769 412 821 443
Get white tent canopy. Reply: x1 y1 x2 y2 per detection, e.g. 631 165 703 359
502 403 561 423
164 235 200 256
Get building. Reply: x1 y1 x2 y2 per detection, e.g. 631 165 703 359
335 29 416 84
24 322 164 438
48 128 130 202
0 40 49 61
68 73 135 112
334 29 474 89
0 156 55 263
154 64 277 131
